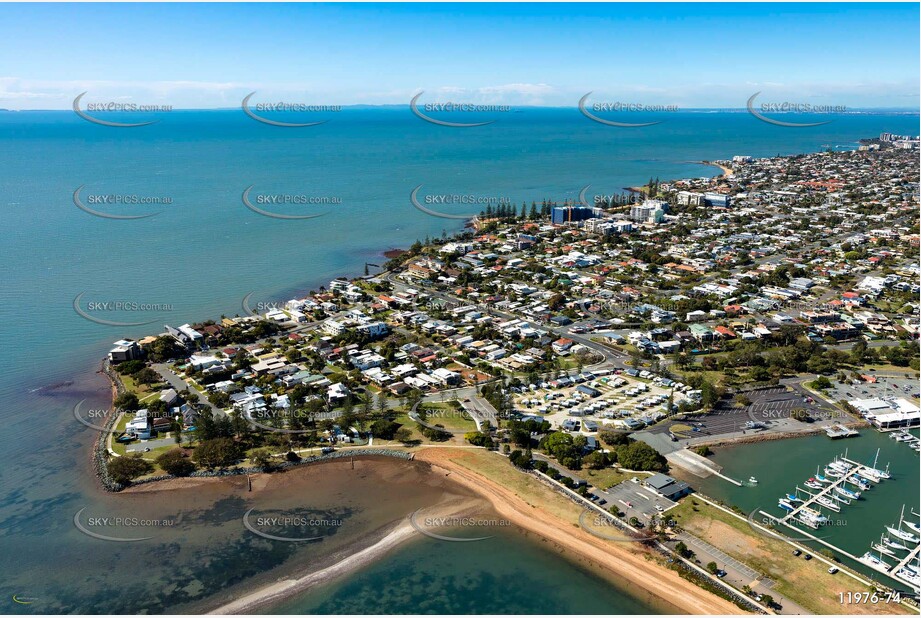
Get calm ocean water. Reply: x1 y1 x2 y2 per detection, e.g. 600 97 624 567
0 108 917 613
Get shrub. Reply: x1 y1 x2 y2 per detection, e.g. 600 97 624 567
465 432 492 447
107 454 153 484
193 438 243 468
156 449 196 476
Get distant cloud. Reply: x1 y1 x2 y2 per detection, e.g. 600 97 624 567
0 76 916 110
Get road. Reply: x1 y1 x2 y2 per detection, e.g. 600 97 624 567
152 363 226 418
672 533 809 615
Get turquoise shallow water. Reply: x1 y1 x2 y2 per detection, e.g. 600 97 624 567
268 531 666 615
0 109 918 612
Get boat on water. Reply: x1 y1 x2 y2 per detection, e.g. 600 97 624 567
887 525 920 544
904 520 921 535
851 478 871 491
835 486 861 500
786 493 804 503
871 542 896 557
859 552 891 569
887 506 920 544
816 496 840 512
800 507 828 525
822 467 841 479
897 567 920 586
883 536 910 552
862 449 892 480
813 466 832 483
852 473 873 485
748 476 758 484
828 457 852 471
804 480 823 490
778 499 796 512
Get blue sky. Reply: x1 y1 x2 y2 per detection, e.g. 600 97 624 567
1 3 918 109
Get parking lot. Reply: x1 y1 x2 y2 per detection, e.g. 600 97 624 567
534 454 677 522
603 478 677 522
650 384 838 440
513 371 682 435
822 373 920 405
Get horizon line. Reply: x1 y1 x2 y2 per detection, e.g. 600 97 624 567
3 105 920 113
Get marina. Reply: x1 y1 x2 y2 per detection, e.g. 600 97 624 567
890 430 921 453
764 448 920 593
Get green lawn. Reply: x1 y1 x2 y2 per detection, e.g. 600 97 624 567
570 466 633 490
418 402 478 432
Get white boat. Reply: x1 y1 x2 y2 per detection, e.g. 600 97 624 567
749 476 758 484
883 536 910 552
887 506 920 544
887 525 920 544
800 507 828 525
835 486 860 500
804 480 824 490
814 466 832 483
816 496 840 512
871 542 896 557
859 552 890 569
872 535 897 557
863 449 892 480
823 467 841 479
904 520 921 535
778 499 796 512
896 568 920 586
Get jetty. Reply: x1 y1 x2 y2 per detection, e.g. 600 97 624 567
768 453 920 592
779 462 869 526
825 424 859 439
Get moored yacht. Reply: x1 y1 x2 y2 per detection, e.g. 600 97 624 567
883 536 910 552
835 485 860 500
859 552 890 569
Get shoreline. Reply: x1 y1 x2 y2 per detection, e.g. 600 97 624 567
413 448 742 615
207 520 418 615
699 160 733 177
201 448 741 615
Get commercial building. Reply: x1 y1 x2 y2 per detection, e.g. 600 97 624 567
630 200 667 224
551 206 599 225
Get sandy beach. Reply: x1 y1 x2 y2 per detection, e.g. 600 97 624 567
208 521 418 614
700 160 734 178
414 448 742 615
204 448 742 615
